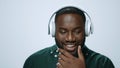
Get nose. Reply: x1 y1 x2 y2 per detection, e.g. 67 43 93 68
65 32 75 42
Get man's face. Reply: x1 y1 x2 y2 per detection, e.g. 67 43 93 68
55 13 85 57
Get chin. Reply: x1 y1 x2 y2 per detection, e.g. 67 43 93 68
67 48 78 57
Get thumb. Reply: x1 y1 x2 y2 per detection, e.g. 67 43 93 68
78 45 83 59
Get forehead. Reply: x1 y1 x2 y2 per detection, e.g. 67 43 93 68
55 13 84 27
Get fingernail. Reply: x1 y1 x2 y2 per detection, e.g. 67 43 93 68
79 46 81 49
59 52 61 55
58 58 61 60
56 62 60 65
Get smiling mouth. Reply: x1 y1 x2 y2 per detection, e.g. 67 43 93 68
64 44 77 52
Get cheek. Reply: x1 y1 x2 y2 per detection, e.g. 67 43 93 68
55 33 65 49
55 33 65 41
75 33 85 41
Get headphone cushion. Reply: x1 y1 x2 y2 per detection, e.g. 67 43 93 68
85 20 91 36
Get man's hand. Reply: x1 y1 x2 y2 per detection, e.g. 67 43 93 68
57 46 86 68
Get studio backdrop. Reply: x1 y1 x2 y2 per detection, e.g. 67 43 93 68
0 0 120 68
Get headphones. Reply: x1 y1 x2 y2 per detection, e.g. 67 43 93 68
48 6 93 37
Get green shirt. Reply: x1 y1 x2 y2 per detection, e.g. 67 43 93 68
23 45 114 68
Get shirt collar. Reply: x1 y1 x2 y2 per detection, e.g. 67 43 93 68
50 45 59 58
82 45 90 58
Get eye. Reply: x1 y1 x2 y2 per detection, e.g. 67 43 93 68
59 29 67 34
74 29 82 34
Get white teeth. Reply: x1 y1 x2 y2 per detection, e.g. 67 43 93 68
66 45 74 47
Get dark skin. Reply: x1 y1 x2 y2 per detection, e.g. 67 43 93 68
55 13 86 68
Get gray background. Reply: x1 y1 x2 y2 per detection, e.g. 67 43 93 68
0 0 120 68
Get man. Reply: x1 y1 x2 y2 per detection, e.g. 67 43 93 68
23 6 114 68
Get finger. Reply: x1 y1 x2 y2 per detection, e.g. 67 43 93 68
78 45 84 59
59 53 70 63
59 48 74 58
58 58 65 67
56 62 63 68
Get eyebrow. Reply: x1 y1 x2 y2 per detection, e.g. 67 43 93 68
73 26 83 30
58 26 83 30
58 27 67 30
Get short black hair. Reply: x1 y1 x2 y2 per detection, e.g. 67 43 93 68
55 6 86 23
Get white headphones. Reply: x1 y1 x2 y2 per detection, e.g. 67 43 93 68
48 6 93 37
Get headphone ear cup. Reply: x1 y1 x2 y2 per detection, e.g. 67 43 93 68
85 20 91 36
49 21 55 37
48 13 56 37
51 22 55 37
